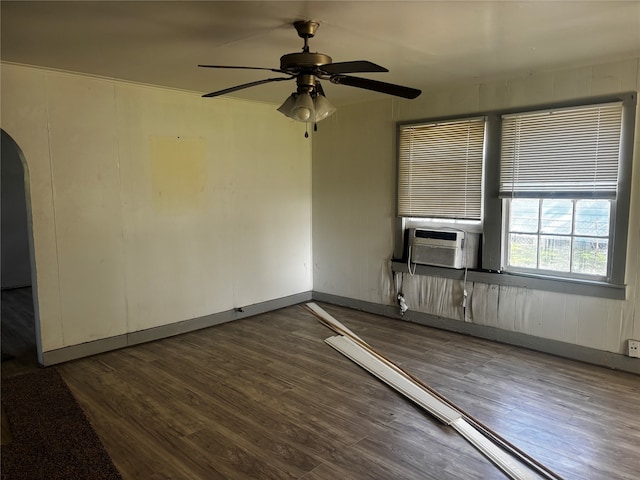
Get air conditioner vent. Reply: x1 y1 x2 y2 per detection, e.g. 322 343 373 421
407 228 478 269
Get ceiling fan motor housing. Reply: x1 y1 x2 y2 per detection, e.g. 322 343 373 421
281 20 332 75
280 52 333 74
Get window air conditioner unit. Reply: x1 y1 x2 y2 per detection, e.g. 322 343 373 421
407 228 478 269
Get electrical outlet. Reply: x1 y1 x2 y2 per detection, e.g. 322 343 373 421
628 339 640 358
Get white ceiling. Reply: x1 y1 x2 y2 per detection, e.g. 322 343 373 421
2 1 640 106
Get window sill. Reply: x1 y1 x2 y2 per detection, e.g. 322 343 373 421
391 260 626 300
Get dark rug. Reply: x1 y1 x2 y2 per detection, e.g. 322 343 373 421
1 368 122 480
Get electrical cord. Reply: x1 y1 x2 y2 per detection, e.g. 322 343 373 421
407 244 417 276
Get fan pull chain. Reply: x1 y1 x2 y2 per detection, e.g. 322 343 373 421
305 124 309 138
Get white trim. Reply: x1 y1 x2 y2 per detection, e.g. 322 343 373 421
306 302 364 342
324 335 461 425
451 418 537 480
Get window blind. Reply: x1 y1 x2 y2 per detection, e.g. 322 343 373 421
397 117 485 220
500 102 623 198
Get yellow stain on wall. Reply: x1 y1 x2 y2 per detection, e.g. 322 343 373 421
149 136 206 214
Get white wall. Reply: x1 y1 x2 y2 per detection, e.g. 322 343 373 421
313 58 640 355
1 64 312 354
3 58 637 359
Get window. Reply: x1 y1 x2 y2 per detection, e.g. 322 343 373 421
500 102 624 281
397 117 485 221
395 92 636 295
506 198 611 277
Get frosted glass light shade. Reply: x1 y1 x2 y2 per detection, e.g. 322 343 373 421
314 94 336 121
291 93 314 121
277 95 297 117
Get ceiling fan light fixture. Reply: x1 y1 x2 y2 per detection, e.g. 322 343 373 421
313 94 336 122
277 94 297 117
291 92 314 121
277 91 335 123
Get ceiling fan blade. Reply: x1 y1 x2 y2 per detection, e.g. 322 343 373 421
330 75 421 99
202 76 294 98
198 64 285 74
320 61 388 74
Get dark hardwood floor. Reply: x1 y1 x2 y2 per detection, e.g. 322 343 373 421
1 287 39 378
57 303 639 480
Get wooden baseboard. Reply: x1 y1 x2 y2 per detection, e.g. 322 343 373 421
42 291 313 366
41 289 638 374
311 291 640 375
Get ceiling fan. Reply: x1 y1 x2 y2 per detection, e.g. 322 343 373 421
199 20 421 125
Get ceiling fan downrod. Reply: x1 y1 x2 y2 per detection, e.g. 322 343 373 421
294 20 319 54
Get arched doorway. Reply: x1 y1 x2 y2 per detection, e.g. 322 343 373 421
1 129 42 372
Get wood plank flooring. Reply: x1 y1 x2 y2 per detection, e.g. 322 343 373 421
1 287 38 377
58 303 639 480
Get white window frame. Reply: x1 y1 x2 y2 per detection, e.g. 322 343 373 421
503 198 613 281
